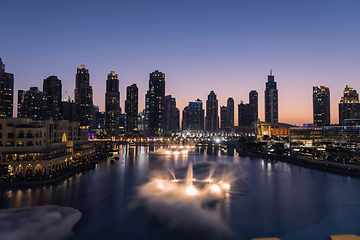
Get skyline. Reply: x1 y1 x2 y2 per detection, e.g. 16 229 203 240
1 0 359 126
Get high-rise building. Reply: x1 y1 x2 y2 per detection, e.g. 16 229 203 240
105 71 120 136
0 58 14 118
238 90 258 127
238 101 250 126
227 97 234 128
125 84 138 132
164 95 180 132
20 87 48 120
43 75 62 120
265 70 278 123
148 70 165 135
75 64 93 128
17 90 25 118
249 90 258 123
313 86 330 126
62 99 75 122
220 106 228 129
339 85 360 126
205 91 219 132
182 99 204 131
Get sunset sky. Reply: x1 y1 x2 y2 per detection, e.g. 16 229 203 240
1 0 359 126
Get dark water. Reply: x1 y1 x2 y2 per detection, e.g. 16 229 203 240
1 145 360 240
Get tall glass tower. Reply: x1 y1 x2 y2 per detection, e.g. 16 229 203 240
264 70 278 123
75 64 93 128
148 70 165 135
105 71 120 136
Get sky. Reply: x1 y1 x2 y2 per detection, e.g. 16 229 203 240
1 0 359 126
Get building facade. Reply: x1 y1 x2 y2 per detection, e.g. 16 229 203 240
75 64 93 128
164 95 180 132
265 70 278 123
19 87 48 120
125 84 138 132
339 85 360 126
148 70 165 135
105 71 120 136
0 58 14 118
205 91 219 132
249 90 258 123
227 97 234 128
43 75 62 120
313 85 330 127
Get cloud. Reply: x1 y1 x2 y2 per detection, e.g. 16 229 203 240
0 205 81 240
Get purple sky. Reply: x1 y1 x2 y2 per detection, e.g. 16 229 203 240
1 0 359 126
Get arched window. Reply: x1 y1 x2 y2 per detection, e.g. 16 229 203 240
18 130 24 138
27 131 33 138
26 141 33 146
17 141 24 146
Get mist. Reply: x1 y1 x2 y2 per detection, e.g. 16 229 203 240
0 205 81 240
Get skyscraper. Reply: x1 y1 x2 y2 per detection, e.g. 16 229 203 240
182 99 204 131
249 90 258 123
339 85 360 126
75 64 93 128
105 71 120 136
148 70 165 135
21 87 48 120
164 95 180 132
238 90 258 127
125 84 138 132
17 90 25 118
220 106 228 129
205 91 219 132
264 70 278 123
0 58 14 118
43 75 62 120
238 101 250 126
227 97 234 128
313 86 330 126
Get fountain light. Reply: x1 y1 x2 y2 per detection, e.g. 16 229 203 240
166 151 171 155
171 179 178 182
205 179 212 183
221 183 230 190
211 184 221 193
186 186 197 195
174 151 180 155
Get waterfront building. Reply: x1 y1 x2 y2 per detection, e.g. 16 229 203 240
19 87 48 120
148 70 165 135
339 85 360 126
125 84 138 132
95 110 105 130
164 95 180 132
0 118 80 177
313 85 330 127
227 97 234 128
105 71 120 136
253 121 294 139
75 64 93 129
0 58 14 118
205 91 219 132
43 75 62 120
182 99 204 131
264 70 278 123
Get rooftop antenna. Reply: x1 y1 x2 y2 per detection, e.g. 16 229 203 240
270 69 272 76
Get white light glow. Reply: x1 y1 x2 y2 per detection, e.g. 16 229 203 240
186 186 197 195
